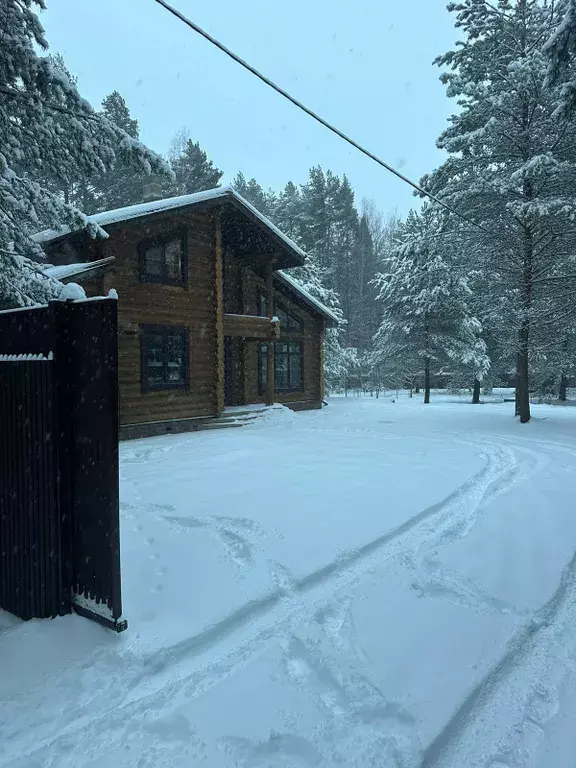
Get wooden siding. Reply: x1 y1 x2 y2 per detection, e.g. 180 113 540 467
100 210 219 426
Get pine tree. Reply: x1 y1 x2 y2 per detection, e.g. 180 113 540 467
348 214 379 349
166 131 223 196
231 173 275 217
102 90 138 137
273 182 304 241
424 0 576 421
93 91 148 211
330 175 359 340
0 0 171 308
373 205 489 404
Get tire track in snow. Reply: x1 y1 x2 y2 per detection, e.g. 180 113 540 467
406 440 538 618
416 435 576 768
142 447 502 677
5 446 510 768
420 548 576 768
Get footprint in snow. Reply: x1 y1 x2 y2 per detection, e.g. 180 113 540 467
525 683 560 726
267 560 296 593
163 514 258 568
214 528 254 567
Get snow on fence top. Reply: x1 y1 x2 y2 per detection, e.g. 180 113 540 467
276 270 341 325
33 187 307 263
0 352 53 362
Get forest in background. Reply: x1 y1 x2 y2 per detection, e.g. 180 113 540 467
4 0 576 422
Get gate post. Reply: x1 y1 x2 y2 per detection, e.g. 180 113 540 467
49 300 75 617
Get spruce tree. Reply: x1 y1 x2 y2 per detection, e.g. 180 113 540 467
373 205 489 404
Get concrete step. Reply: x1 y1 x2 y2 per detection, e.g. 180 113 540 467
223 407 268 419
196 420 245 431
195 406 270 432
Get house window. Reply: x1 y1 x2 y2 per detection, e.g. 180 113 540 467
141 325 189 392
259 343 268 394
259 341 304 393
139 232 187 285
258 293 268 317
276 305 303 333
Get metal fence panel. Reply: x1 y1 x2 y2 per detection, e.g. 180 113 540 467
0 359 65 619
0 299 125 631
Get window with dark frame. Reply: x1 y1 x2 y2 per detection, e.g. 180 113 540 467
141 325 189 392
259 341 303 394
139 231 187 285
258 293 268 317
276 304 304 333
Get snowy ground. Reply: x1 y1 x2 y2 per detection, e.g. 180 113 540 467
2 392 576 768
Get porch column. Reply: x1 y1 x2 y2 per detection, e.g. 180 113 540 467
319 325 326 402
266 264 275 407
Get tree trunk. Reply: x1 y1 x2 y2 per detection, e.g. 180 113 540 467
409 386 413 398
559 375 568 402
516 176 533 423
415 385 420 394
472 378 481 404
424 358 431 404
517 328 531 424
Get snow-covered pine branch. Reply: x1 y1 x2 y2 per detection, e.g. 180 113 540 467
0 0 172 308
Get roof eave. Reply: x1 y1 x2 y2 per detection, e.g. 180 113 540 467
274 271 340 326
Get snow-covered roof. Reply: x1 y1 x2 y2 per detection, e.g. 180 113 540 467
42 257 115 281
33 187 307 264
276 270 340 325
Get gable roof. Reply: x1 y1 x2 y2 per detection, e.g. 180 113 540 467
275 270 340 326
33 187 306 265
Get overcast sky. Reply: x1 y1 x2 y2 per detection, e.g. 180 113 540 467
40 1 458 216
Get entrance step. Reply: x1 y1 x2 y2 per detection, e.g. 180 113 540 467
197 406 271 431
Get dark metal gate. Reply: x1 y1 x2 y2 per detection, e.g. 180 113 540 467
0 298 126 632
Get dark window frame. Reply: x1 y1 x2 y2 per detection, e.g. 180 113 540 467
259 340 304 394
258 292 269 317
275 301 304 333
138 229 188 286
140 324 190 393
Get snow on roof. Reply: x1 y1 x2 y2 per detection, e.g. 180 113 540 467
276 270 341 325
42 256 115 281
33 187 307 263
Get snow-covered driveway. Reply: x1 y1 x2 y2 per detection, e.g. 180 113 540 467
2 395 576 768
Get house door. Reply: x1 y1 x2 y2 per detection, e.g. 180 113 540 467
224 336 245 407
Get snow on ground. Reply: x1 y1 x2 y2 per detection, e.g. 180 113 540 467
2 392 576 767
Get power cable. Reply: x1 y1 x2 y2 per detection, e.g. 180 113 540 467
153 0 497 237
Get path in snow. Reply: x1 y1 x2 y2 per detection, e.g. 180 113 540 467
1 394 576 767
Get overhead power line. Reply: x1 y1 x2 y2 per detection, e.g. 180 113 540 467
153 0 495 236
